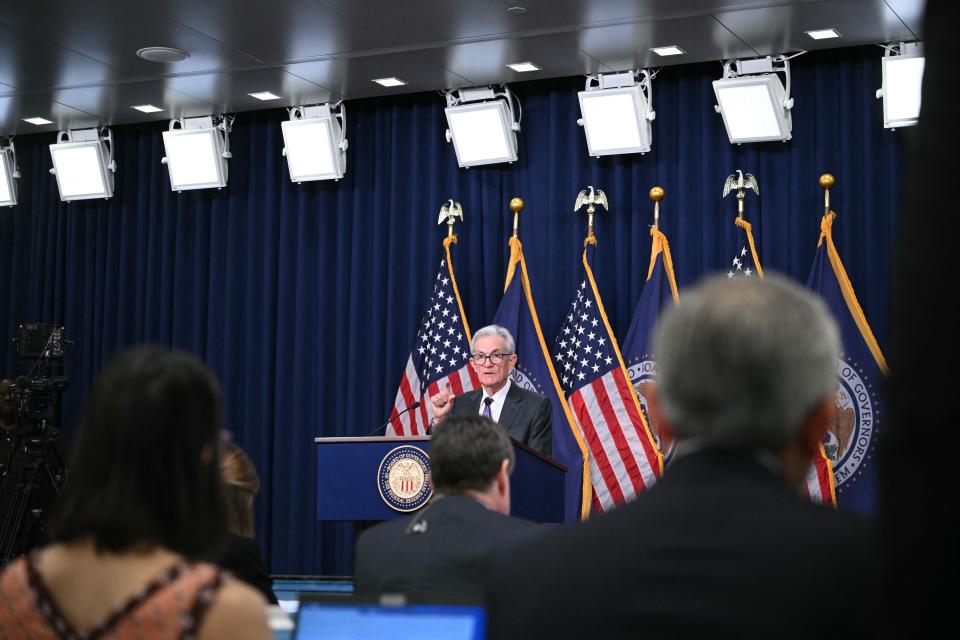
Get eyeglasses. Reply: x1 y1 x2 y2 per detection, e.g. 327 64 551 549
471 352 512 365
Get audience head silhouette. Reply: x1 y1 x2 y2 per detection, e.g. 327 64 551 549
52 347 227 555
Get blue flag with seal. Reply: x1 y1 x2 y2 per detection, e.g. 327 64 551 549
805 211 888 515
491 236 591 522
621 225 680 465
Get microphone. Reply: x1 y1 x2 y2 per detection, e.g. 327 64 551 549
367 401 421 437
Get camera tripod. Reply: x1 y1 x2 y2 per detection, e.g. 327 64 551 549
0 425 66 565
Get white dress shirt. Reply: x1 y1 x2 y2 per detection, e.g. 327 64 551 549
478 379 512 423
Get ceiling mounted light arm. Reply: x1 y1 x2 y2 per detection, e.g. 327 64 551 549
0 138 20 207
876 41 924 129
443 85 521 168
281 102 348 182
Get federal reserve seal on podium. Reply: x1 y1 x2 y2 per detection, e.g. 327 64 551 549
377 445 433 512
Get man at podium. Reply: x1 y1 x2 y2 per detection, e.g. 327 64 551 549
353 415 542 602
429 326 551 456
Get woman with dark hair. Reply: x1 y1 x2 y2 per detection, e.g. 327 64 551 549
0 347 270 639
218 441 277 604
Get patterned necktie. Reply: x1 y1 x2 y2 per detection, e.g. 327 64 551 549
482 396 494 420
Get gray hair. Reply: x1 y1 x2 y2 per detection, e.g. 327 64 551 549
652 274 840 453
471 325 516 354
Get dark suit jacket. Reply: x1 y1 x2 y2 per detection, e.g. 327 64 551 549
353 495 543 603
449 383 552 456
485 449 879 639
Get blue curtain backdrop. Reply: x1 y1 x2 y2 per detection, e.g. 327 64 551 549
0 45 901 575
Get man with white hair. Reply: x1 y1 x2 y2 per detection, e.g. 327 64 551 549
430 324 551 455
485 275 878 639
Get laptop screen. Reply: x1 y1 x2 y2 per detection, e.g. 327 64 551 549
293 598 486 640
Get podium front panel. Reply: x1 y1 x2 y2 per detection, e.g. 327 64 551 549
315 436 566 523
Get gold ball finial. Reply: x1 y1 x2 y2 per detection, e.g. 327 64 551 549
819 174 835 190
509 197 525 213
649 186 665 202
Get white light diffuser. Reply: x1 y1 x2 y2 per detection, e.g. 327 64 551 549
578 85 652 156
49 136 114 201
373 77 406 87
880 53 924 128
651 46 685 56
805 29 840 40
162 127 228 191
507 62 540 72
24 117 54 126
713 75 792 143
0 148 17 207
444 100 518 167
281 108 346 182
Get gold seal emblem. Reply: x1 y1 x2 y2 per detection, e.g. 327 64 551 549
377 446 433 512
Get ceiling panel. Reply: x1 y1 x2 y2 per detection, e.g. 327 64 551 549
436 33 611 86
577 15 759 70
692 0 820 9
0 1 261 79
286 53 469 101
52 82 217 126
0 22 119 90
165 68 333 113
882 0 925 37
0 95 100 136
513 1 705 27
315 0 543 46
148 0 382 63
714 0 915 54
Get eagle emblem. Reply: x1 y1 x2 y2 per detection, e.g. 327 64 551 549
722 169 760 198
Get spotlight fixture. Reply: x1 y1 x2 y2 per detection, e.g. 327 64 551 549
442 85 521 168
281 103 348 182
161 115 232 191
48 128 116 202
0 140 20 207
713 55 795 143
876 42 924 129
577 69 656 157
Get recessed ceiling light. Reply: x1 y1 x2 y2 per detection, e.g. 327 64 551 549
249 91 282 101
805 29 840 40
132 104 163 113
651 46 686 57
507 62 540 72
373 77 407 87
24 117 54 125
136 47 191 63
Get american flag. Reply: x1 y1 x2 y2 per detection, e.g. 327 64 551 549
727 217 764 279
387 239 479 436
554 246 662 513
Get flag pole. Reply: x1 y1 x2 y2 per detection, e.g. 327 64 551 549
819 173 835 218
649 186 665 229
510 197 524 239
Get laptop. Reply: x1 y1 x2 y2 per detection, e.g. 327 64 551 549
292 594 486 640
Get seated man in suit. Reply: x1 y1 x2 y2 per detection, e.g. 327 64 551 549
353 415 542 603
485 275 879 639
430 325 551 456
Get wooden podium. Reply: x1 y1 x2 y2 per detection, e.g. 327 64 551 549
314 436 566 523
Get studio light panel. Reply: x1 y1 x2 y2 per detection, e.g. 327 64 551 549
445 101 517 167
578 85 651 156
881 53 924 128
49 141 113 201
162 128 227 191
0 150 15 206
281 117 345 182
713 75 792 143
